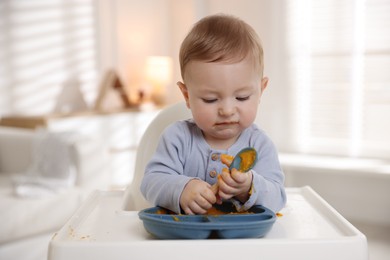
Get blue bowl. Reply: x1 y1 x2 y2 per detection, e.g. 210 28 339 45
138 202 276 239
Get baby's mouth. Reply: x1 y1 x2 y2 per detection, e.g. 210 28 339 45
215 121 238 126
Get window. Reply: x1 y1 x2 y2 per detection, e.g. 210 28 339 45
0 0 99 115
286 0 390 159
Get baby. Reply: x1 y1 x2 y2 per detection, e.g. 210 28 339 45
141 14 286 215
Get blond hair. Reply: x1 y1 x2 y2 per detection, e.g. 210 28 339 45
179 14 264 80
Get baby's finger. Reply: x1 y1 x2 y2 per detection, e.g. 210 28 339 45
220 168 236 186
191 201 208 215
218 188 235 200
182 206 195 215
200 192 216 207
230 168 247 183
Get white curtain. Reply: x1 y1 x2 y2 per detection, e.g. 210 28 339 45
286 0 390 159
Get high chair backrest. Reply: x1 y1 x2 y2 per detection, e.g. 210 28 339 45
122 102 192 210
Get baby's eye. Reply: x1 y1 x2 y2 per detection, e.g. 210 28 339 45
236 96 250 101
202 98 217 103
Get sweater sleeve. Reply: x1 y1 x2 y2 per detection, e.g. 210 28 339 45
140 121 194 213
232 133 286 213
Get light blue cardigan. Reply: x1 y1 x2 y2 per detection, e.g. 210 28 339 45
141 119 286 214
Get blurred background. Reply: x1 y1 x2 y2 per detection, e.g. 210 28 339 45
1 0 389 158
0 0 389 259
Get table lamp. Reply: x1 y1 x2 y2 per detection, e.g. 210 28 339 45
145 56 172 105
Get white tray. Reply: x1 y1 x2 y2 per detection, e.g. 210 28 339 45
48 186 367 260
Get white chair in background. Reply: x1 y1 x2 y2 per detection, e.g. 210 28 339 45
0 126 110 245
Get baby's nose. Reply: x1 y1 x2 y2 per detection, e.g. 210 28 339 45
218 102 236 116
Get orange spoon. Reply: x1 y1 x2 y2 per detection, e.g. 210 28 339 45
211 147 258 194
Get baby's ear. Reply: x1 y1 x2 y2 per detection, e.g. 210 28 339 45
177 82 190 108
260 77 269 93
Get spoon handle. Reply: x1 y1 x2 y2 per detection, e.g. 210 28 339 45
210 182 222 204
211 182 218 194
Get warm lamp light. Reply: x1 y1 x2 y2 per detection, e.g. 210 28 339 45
145 56 173 105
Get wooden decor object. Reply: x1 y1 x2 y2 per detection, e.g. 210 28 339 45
94 69 132 110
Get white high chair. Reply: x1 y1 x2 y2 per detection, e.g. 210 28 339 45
122 101 191 211
48 102 368 260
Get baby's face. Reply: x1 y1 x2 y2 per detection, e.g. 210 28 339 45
179 55 267 149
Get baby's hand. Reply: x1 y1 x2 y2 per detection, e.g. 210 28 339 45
218 155 253 203
180 179 217 215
